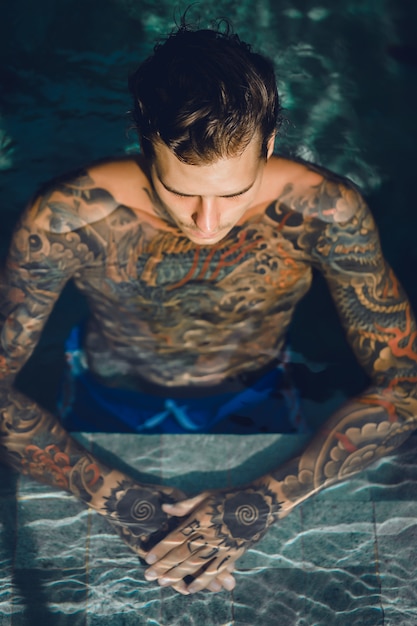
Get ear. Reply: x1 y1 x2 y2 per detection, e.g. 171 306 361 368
266 134 276 159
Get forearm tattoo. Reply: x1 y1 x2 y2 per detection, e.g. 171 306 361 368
0 169 117 486
0 375 106 499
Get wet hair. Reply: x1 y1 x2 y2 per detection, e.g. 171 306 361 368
128 21 282 164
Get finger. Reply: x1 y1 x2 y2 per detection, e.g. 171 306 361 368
187 561 237 594
146 523 222 580
165 533 210 570
145 530 186 565
145 571 191 595
207 574 235 593
162 492 208 517
207 580 222 593
159 552 210 586
206 562 236 592
146 538 209 584
154 540 230 589
213 568 236 591
170 579 191 595
169 559 237 594
145 514 208 565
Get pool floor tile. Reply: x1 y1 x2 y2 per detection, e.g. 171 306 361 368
305 471 374 502
232 567 308 626
0 499 17 568
87 511 143 569
160 434 312 493
14 497 88 570
17 476 65 497
86 566 161 624
160 434 234 492
87 613 162 626
367 438 417 502
10 607 87 626
301 499 376 568
227 434 311 487
160 587 233 626
10 568 88 626
382 607 417 626
238 507 303 569
374 501 417 614
0 571 13 625
300 566 383 626
90 434 163 486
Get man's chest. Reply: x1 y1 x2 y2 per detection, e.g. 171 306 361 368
75 218 312 325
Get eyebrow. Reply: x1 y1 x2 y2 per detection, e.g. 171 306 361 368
157 173 256 198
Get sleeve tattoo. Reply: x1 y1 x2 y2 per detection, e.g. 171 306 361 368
0 171 112 494
262 173 417 512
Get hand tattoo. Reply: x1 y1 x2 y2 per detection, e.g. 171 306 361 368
142 485 282 589
189 485 281 554
103 481 182 553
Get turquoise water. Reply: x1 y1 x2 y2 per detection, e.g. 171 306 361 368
2 432 417 624
1 1 417 624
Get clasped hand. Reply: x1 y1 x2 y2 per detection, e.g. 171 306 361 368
144 484 280 594
101 479 235 594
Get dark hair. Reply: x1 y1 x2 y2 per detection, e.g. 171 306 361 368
128 22 282 164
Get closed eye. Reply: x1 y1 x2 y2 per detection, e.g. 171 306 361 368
224 191 246 199
159 173 256 199
172 191 191 198
172 189 249 199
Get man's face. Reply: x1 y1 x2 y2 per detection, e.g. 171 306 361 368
150 135 274 245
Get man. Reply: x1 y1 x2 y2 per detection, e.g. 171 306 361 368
1 23 417 596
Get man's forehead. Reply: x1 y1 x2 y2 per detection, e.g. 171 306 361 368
152 135 265 176
151 134 264 166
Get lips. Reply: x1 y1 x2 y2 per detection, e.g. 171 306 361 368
186 229 224 241
192 232 219 240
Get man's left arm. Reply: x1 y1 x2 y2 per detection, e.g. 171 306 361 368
142 183 417 592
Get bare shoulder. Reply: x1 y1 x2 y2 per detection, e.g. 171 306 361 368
87 155 149 198
266 155 364 224
27 156 150 234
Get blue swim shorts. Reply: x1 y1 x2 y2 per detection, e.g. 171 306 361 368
58 326 308 434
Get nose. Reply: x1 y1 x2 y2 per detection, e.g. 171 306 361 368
192 197 220 234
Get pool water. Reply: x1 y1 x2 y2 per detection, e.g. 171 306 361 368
2 432 417 625
1 1 417 624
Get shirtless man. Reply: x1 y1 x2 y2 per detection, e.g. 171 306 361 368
1 24 417 596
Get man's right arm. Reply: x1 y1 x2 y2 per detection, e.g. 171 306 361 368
0 179 184 561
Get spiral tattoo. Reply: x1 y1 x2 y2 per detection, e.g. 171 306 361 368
103 481 173 537
210 486 281 550
131 497 156 522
